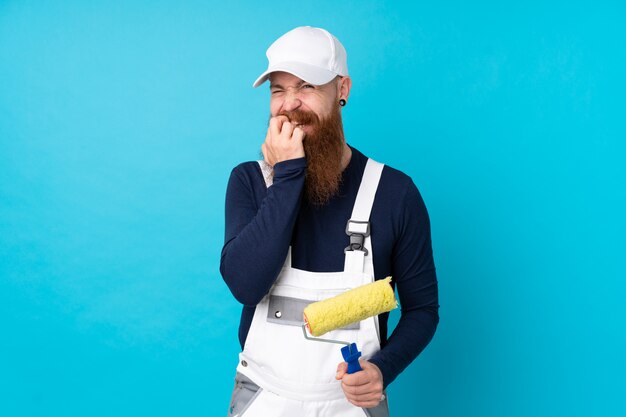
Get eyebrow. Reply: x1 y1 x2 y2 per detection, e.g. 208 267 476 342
269 80 307 90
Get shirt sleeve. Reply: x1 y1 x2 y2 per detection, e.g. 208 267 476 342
220 158 307 306
369 180 440 388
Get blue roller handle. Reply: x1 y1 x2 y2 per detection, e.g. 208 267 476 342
341 343 362 374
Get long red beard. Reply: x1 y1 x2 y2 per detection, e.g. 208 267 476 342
277 106 345 206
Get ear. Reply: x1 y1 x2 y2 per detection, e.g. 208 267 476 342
337 76 352 102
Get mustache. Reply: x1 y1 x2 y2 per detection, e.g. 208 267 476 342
277 110 320 126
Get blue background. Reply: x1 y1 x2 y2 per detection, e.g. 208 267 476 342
1 1 625 416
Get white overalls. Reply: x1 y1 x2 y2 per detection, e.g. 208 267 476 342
230 159 389 417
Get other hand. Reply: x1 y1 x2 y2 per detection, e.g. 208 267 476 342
335 360 385 409
261 115 305 167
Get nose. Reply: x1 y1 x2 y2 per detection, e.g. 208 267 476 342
281 90 302 112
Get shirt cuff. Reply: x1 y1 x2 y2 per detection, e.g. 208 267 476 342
273 157 307 179
368 355 395 389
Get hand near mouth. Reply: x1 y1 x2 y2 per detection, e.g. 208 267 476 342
262 115 306 166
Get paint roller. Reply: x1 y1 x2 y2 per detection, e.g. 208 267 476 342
302 277 397 374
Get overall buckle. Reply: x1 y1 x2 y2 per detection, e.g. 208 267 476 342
344 220 370 255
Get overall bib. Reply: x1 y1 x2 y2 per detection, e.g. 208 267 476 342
229 159 390 417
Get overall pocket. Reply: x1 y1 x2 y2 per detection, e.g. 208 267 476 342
227 373 263 417
362 393 390 417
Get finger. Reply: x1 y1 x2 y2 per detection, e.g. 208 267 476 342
348 398 380 409
264 126 273 149
265 125 271 140
346 393 381 405
275 114 289 125
280 121 294 139
273 115 289 134
292 126 305 142
261 143 269 165
342 386 383 402
341 380 380 397
344 372 383 393
269 117 281 139
335 362 347 380
341 384 383 399
263 142 276 166
341 371 371 387
348 397 380 408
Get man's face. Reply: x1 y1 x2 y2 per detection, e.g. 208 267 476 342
267 72 349 206
269 72 340 135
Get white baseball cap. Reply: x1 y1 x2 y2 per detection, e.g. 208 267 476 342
252 26 349 88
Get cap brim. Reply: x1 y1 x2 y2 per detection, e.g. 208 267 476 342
252 61 339 88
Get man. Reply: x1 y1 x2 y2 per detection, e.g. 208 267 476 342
221 26 439 417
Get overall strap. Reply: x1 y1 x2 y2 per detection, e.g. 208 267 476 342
344 158 385 273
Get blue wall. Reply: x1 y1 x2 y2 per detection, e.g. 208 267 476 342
1 1 624 416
